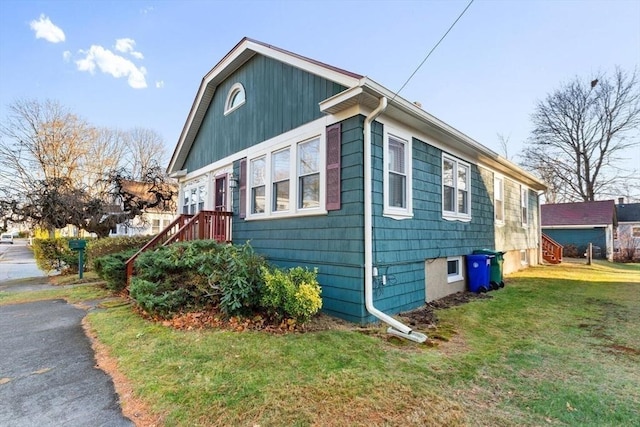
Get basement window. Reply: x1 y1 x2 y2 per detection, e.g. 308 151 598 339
447 256 464 283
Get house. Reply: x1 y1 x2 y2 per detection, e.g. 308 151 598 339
164 38 546 335
614 198 640 261
109 180 177 237
541 200 617 260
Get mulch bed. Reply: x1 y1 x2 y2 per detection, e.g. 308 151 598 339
397 291 493 330
135 291 493 335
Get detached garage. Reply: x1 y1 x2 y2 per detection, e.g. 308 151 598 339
541 200 617 261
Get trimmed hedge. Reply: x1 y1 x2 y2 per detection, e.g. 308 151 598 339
32 238 83 273
32 235 152 275
87 235 151 261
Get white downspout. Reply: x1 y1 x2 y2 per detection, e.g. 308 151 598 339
363 97 426 343
536 190 545 265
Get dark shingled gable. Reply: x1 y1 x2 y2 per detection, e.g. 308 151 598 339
541 200 617 226
616 203 640 222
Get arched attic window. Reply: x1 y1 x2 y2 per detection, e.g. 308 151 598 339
224 82 246 115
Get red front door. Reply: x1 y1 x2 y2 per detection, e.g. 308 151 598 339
214 175 227 211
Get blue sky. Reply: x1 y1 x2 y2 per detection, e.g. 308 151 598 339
1 0 639 171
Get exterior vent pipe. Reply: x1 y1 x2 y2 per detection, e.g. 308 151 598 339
363 97 427 343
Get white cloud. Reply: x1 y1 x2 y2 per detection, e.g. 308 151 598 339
115 38 144 60
75 45 147 89
62 51 71 62
30 14 66 43
155 80 165 89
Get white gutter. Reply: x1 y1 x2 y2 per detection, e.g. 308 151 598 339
363 97 427 343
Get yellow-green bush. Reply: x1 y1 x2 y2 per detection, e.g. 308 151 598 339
261 266 322 324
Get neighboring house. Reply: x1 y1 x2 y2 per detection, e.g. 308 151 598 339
109 180 177 237
614 198 640 261
541 200 617 261
166 38 546 329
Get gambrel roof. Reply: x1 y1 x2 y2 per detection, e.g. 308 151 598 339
168 37 545 191
541 200 617 227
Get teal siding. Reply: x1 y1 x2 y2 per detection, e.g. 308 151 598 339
366 121 495 320
231 116 497 323
544 228 607 258
182 55 346 172
232 115 367 323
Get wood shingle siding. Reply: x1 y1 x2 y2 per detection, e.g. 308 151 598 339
232 115 367 322
364 123 496 319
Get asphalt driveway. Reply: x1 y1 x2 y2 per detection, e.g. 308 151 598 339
0 300 133 426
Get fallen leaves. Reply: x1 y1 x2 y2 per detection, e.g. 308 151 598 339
159 310 304 334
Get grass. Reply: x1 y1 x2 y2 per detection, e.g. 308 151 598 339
79 260 640 426
0 272 111 305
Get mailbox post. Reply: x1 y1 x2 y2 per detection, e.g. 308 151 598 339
68 239 87 279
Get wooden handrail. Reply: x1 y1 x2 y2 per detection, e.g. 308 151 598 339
542 233 563 264
125 211 232 286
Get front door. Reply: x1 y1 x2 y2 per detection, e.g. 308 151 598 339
214 175 227 211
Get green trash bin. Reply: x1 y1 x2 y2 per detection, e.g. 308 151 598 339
473 249 505 289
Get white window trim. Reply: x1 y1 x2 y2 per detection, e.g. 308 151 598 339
520 249 529 265
442 154 472 222
447 256 464 283
224 82 246 115
383 128 413 220
245 130 327 220
249 156 266 215
271 148 291 213
181 176 207 215
494 174 505 226
521 185 529 228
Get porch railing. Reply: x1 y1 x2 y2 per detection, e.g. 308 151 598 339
542 233 563 264
125 210 232 286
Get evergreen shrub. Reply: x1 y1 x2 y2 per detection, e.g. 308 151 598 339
129 241 266 318
93 248 139 292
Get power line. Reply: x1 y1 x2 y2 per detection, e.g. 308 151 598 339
390 0 475 104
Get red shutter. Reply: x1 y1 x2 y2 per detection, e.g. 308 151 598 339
239 158 247 218
325 123 341 211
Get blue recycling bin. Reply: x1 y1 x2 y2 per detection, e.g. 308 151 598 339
466 254 492 293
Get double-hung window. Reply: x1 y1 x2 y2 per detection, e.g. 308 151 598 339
244 131 326 219
494 176 504 223
272 149 290 212
521 185 529 227
442 154 471 221
251 157 266 214
388 137 406 208
384 130 412 219
298 138 320 209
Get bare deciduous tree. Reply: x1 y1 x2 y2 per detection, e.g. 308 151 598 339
124 127 167 180
521 67 640 202
0 99 94 195
0 99 175 237
496 132 511 160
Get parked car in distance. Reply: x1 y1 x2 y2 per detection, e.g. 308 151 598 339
1 233 14 244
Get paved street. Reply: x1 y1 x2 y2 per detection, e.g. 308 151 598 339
0 241 133 426
0 238 47 282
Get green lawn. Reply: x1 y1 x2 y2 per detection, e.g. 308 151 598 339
3 261 638 426
82 260 640 426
